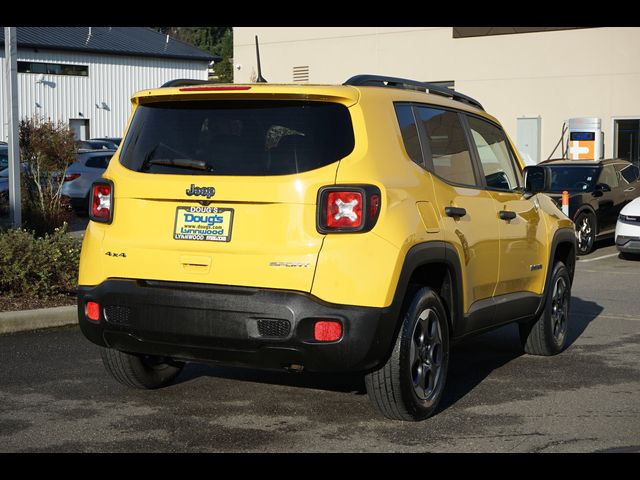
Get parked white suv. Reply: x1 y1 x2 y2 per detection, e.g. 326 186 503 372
615 196 640 258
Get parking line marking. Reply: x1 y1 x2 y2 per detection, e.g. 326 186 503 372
573 312 640 322
578 253 620 263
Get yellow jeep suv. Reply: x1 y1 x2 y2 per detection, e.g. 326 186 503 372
77 75 576 421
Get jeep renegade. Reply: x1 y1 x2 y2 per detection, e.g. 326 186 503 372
77 75 576 421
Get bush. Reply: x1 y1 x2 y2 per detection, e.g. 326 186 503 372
0 224 80 299
19 116 77 235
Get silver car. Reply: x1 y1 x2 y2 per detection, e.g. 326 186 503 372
62 149 116 213
0 146 8 202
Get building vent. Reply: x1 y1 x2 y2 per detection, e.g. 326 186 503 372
293 66 310 83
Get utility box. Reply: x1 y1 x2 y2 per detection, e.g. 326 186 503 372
567 117 604 160
517 116 541 165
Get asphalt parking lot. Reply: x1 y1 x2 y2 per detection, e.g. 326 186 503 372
0 238 639 453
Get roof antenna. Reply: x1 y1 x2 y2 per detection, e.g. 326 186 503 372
255 35 267 83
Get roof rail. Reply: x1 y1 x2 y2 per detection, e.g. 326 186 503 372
343 74 484 111
160 78 216 88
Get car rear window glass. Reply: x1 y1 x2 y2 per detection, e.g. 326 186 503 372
119 100 355 176
85 154 113 169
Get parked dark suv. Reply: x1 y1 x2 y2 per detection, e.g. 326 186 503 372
539 158 640 255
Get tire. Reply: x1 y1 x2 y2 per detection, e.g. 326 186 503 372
365 287 450 421
100 347 184 389
519 261 571 356
575 212 596 255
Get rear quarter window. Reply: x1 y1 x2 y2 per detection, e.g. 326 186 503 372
119 100 355 176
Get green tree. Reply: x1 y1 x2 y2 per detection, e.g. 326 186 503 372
151 27 233 82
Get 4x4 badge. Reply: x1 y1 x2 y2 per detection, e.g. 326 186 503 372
186 184 216 198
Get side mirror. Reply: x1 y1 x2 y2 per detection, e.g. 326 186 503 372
523 165 550 196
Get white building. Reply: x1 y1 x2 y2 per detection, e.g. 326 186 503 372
1 27 217 141
233 27 640 168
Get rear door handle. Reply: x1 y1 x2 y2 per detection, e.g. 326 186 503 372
499 210 517 220
445 206 467 218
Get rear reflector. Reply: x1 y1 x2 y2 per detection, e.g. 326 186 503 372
86 301 100 322
179 86 252 92
314 320 343 342
369 194 380 220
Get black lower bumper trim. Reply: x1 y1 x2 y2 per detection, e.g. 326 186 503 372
77 279 396 373
616 235 640 252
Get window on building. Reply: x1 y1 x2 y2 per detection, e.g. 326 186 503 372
615 119 640 169
18 61 88 77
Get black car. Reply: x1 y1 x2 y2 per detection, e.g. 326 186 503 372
539 158 640 255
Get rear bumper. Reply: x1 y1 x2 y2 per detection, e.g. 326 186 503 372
77 279 396 373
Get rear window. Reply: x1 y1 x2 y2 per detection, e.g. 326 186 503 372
119 100 355 176
85 154 113 169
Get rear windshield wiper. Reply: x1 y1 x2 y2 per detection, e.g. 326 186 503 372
146 158 213 172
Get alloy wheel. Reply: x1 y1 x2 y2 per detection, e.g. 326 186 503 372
410 308 444 401
577 216 593 254
551 276 569 345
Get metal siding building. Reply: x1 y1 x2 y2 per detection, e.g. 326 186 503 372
1 27 215 141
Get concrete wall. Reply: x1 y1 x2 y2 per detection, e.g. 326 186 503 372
1 49 208 141
233 27 640 162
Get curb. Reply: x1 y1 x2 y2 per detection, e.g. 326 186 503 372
0 305 77 335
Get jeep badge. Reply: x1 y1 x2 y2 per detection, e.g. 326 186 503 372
186 184 215 198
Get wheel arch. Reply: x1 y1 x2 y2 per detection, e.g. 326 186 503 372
532 227 576 320
387 242 464 354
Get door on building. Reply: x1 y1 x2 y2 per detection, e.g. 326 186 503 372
615 119 640 168
69 119 90 141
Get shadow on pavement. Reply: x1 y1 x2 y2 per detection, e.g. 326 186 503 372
438 295 602 413
174 295 603 409
176 362 367 395
566 295 603 347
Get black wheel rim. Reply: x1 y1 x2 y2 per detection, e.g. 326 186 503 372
577 216 593 254
551 276 569 345
410 308 444 401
